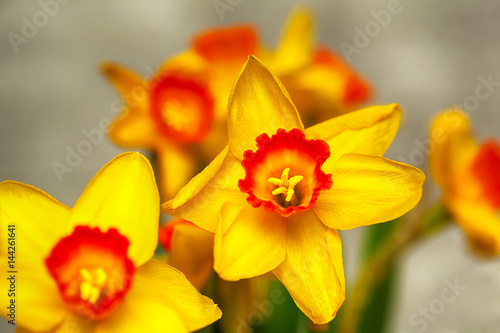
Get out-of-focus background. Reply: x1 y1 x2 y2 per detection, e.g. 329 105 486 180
1 1 500 332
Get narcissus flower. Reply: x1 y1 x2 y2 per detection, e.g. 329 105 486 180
0 153 221 333
101 63 219 200
101 8 371 200
430 109 500 255
163 57 424 324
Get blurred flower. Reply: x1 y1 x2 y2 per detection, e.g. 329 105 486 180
159 219 214 290
0 153 221 333
101 62 218 200
163 57 424 324
101 8 371 200
430 109 500 255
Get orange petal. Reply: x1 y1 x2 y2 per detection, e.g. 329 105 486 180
193 26 258 64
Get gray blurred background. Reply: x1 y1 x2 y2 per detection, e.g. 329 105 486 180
1 1 500 332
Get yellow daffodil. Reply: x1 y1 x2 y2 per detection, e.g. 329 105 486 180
430 109 500 255
163 56 424 324
101 8 371 200
0 153 221 333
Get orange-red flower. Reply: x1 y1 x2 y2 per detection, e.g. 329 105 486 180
430 109 500 255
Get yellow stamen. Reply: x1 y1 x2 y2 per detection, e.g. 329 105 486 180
268 168 303 202
79 267 108 304
80 281 93 301
95 267 107 288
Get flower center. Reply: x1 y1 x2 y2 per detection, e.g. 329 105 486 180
45 226 135 320
268 168 304 206
149 74 214 143
239 128 332 217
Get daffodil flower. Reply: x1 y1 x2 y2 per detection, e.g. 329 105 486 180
163 57 425 324
101 8 371 200
0 153 221 332
430 109 500 255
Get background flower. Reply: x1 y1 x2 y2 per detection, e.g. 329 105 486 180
430 109 500 255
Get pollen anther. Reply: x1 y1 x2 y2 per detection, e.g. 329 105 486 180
79 267 108 304
268 168 304 202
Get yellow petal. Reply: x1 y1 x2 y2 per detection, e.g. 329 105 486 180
108 106 159 149
447 198 500 255
305 103 401 170
0 253 66 331
214 203 287 280
273 211 345 324
278 48 373 126
69 152 159 267
129 260 222 332
162 146 246 232
0 181 69 260
429 108 477 189
327 229 346 291
96 297 186 333
0 181 69 331
168 222 214 290
101 62 148 109
227 56 304 160
15 313 96 333
157 144 196 200
314 153 424 230
101 62 158 149
267 8 314 75
159 50 208 75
